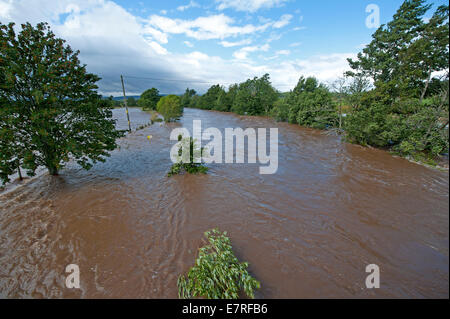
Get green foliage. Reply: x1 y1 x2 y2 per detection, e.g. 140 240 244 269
345 97 449 157
287 76 337 129
270 97 290 122
347 0 448 99
138 88 160 110
231 74 278 115
127 96 137 106
198 84 224 110
0 22 124 183
156 95 183 122
214 89 232 112
180 88 196 108
168 134 208 177
344 0 449 160
177 229 260 299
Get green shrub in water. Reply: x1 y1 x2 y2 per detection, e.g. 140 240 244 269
177 229 260 299
168 134 208 176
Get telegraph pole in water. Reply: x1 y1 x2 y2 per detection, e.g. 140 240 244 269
120 75 132 132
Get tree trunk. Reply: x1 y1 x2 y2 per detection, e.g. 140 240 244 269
17 163 23 180
420 70 432 103
48 166 59 176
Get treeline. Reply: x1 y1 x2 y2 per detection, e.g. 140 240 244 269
179 0 450 162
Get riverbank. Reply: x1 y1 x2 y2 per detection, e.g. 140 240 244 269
188 106 450 172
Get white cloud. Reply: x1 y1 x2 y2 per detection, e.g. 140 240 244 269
272 14 292 28
233 44 270 60
0 0 12 18
184 40 194 47
147 41 168 55
289 42 301 47
177 1 200 11
216 0 288 12
147 13 272 41
160 9 167 15
143 26 168 44
0 0 355 95
219 38 252 47
275 50 290 55
147 13 292 42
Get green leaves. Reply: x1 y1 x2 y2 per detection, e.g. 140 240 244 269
231 74 278 116
0 22 124 183
187 74 277 116
178 229 260 299
286 76 337 129
138 88 160 110
168 136 208 177
343 1 449 160
156 95 183 122
347 1 449 99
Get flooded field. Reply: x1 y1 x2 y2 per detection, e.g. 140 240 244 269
0 107 448 298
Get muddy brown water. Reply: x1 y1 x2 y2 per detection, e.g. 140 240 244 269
0 107 448 298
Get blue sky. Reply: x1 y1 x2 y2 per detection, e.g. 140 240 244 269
0 0 447 95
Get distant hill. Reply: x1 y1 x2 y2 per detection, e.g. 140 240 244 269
102 95 168 101
102 95 140 101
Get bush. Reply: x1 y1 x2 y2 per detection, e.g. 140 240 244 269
270 98 290 122
344 102 392 147
345 96 449 158
177 229 260 299
156 95 183 122
168 135 208 176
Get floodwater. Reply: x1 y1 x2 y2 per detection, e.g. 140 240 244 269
0 107 448 298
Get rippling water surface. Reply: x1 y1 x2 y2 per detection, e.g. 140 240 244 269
0 107 448 298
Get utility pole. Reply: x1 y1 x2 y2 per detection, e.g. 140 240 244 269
121 75 132 132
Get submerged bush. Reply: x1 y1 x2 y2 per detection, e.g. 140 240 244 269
345 97 449 158
156 95 183 122
177 229 260 299
168 135 208 177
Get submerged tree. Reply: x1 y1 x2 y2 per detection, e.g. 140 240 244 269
156 95 183 122
178 229 260 299
0 22 124 183
168 134 207 177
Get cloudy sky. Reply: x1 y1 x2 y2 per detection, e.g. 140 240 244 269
0 0 445 95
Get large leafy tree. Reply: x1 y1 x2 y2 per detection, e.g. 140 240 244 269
286 76 337 129
231 74 277 115
0 22 124 183
137 87 160 110
198 84 224 110
347 0 449 99
344 0 449 159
